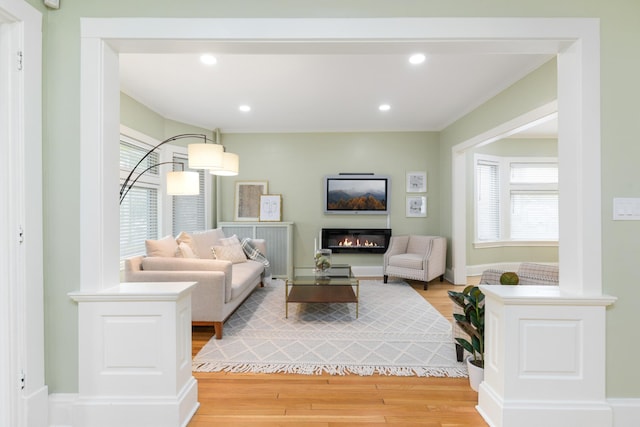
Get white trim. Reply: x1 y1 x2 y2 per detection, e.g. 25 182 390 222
473 241 559 249
0 1 45 427
48 393 77 427
79 16 606 426
451 102 558 285
609 399 640 427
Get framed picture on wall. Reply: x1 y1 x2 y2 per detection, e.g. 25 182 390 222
234 181 268 221
406 195 427 217
259 194 282 222
406 171 427 193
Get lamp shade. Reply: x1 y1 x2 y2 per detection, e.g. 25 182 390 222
210 152 239 176
166 171 199 195
188 143 223 169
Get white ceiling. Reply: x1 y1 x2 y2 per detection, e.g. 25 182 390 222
119 48 557 136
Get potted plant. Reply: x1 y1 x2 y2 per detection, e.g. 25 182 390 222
448 285 485 391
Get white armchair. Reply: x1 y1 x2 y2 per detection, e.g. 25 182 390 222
383 235 447 290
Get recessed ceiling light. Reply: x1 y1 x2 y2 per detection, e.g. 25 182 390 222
409 53 426 65
239 105 251 112
200 54 217 65
379 104 391 112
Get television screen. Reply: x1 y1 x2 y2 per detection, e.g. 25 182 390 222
323 174 390 214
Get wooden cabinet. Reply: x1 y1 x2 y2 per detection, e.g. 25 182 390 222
219 222 294 279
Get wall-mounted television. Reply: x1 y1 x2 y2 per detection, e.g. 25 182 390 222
323 174 391 215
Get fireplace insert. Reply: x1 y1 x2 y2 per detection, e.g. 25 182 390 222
321 228 392 254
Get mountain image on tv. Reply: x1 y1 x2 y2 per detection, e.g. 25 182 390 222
327 180 387 210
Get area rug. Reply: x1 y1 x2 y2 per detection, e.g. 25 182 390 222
193 279 467 377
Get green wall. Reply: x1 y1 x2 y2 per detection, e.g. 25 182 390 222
29 0 640 400
219 132 441 267
121 96 441 268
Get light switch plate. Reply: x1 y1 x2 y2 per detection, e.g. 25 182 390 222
613 197 640 220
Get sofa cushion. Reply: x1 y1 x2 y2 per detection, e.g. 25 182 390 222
230 260 264 300
179 228 226 259
176 231 198 257
145 235 178 257
212 243 247 264
219 234 241 246
177 242 198 259
141 256 232 274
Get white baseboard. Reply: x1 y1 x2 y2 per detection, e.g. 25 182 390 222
48 393 76 427
609 399 640 427
351 265 383 277
48 379 198 427
24 385 49 427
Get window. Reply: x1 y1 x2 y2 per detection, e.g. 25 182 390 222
119 128 212 267
171 154 206 235
475 154 558 246
119 136 161 262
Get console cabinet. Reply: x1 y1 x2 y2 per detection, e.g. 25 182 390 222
219 221 293 279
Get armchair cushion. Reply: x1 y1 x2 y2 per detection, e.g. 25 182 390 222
387 253 424 270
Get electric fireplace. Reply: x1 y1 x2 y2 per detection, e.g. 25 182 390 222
321 228 392 254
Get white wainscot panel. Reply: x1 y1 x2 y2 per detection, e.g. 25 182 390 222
519 319 581 377
103 315 161 370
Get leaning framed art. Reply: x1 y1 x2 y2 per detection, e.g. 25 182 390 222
259 194 282 222
234 181 268 221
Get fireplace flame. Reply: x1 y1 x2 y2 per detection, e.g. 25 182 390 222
337 237 379 247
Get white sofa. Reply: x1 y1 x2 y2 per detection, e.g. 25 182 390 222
124 228 267 339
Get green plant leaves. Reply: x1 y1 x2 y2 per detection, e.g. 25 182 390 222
448 285 485 364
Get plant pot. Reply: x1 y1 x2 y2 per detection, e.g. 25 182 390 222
466 356 484 392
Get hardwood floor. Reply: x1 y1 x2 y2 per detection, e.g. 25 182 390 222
189 278 488 426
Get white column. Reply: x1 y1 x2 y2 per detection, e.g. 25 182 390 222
69 282 199 427
477 285 616 427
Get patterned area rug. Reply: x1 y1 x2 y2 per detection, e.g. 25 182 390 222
193 279 466 377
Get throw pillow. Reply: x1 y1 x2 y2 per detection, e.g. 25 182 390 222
219 234 241 246
178 242 198 259
211 243 247 264
176 231 199 257
145 235 178 257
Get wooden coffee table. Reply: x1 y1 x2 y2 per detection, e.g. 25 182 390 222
285 265 359 318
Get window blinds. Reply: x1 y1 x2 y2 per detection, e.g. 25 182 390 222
476 160 500 241
171 155 205 235
119 140 160 262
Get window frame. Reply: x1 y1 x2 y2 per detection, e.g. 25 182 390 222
119 126 212 268
474 153 559 248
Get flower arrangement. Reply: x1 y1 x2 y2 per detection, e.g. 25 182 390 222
314 248 332 273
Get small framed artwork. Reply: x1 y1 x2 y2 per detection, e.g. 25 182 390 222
259 194 282 222
406 171 427 193
406 195 427 217
234 181 268 221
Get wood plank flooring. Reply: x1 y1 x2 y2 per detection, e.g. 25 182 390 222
189 278 488 426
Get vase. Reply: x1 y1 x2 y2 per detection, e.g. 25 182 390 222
314 248 332 276
466 356 484 392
